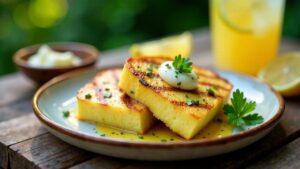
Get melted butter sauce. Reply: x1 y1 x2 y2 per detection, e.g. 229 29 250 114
94 112 233 142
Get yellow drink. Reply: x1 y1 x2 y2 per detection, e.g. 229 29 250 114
210 0 285 75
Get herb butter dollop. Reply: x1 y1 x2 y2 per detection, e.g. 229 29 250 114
28 45 81 68
158 55 198 90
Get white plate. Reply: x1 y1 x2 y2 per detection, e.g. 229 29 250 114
33 67 284 161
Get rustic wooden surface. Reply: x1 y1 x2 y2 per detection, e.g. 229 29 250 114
1 30 300 169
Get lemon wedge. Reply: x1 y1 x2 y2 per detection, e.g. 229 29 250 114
130 32 193 59
258 52 300 97
219 0 275 33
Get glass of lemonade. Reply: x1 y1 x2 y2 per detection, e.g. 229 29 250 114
210 0 285 75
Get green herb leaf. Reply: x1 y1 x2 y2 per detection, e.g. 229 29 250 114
207 88 215 96
85 93 92 99
223 89 264 127
186 98 200 106
172 55 192 73
63 110 70 117
242 114 264 125
146 65 153 77
166 63 172 69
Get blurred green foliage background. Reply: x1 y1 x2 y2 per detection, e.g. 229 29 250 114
0 0 300 76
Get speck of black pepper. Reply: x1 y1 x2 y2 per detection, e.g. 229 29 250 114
216 118 223 123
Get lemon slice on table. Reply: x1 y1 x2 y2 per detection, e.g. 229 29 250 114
130 32 193 59
219 0 273 33
258 52 300 97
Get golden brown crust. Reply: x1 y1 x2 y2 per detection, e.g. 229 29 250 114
125 56 233 111
77 68 149 114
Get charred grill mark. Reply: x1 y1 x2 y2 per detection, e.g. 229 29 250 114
127 60 230 99
139 79 149 86
134 71 160 78
148 85 223 99
198 81 231 91
132 68 229 85
170 100 212 110
121 94 138 112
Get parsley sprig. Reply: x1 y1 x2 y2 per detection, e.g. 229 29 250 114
172 55 192 73
223 89 264 127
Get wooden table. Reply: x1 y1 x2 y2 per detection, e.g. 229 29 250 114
1 30 300 169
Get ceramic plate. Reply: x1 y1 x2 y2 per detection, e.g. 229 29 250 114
32 67 284 161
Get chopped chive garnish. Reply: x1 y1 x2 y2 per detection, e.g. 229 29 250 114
166 64 172 69
105 88 110 91
85 93 92 99
186 98 200 106
161 139 167 142
138 136 144 139
177 82 181 86
207 88 215 96
63 110 70 117
130 90 135 94
146 65 153 77
100 134 106 137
